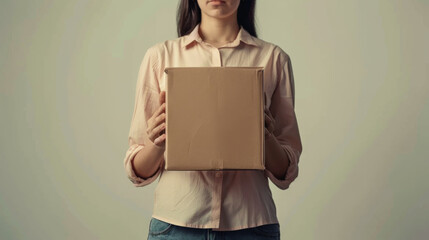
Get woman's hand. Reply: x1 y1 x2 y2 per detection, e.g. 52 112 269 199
146 91 166 147
264 106 276 138
264 93 276 138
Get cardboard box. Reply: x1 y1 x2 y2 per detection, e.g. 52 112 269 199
164 67 265 171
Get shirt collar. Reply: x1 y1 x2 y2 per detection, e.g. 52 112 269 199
182 23 259 49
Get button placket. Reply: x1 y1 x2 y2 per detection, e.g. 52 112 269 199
211 170 223 227
215 48 222 66
210 47 222 66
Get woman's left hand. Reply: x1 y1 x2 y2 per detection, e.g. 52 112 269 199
264 106 276 137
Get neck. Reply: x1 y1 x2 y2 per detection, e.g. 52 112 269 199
199 14 240 44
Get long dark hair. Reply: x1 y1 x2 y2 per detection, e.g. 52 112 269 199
177 0 258 38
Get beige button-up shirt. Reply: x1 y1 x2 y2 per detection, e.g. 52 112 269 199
124 23 303 231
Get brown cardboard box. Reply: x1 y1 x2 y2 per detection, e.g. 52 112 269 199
164 67 265 171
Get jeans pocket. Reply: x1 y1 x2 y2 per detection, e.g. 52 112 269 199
149 218 174 236
250 223 280 237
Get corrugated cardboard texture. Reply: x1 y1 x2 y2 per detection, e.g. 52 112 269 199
164 67 265 171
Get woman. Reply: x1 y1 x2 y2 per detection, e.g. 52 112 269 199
123 0 303 239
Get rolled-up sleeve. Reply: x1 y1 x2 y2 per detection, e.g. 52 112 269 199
264 47 303 190
124 46 164 187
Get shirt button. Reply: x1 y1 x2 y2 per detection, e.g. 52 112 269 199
215 172 222 177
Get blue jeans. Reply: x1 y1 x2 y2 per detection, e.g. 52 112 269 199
147 217 281 240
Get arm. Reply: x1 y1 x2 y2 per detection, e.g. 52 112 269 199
264 47 303 190
124 46 165 187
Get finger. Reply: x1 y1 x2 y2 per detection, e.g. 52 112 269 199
154 133 166 145
268 123 275 134
264 111 275 134
264 110 269 128
264 112 271 127
152 102 166 120
153 102 166 121
264 108 274 123
156 122 166 135
264 105 272 118
159 91 166 105
147 103 165 130
147 111 165 133
265 121 275 134
263 93 275 120
149 122 166 143
265 107 275 125
267 109 274 120
264 127 272 137
153 112 166 129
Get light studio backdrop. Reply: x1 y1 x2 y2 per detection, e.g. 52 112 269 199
1 0 428 239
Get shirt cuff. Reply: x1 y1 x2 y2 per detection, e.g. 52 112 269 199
264 144 300 190
124 143 164 187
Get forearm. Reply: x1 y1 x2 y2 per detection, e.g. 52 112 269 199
265 133 290 179
131 139 165 179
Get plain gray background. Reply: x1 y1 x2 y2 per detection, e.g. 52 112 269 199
1 0 428 239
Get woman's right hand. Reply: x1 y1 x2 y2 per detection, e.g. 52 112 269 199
146 91 166 148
